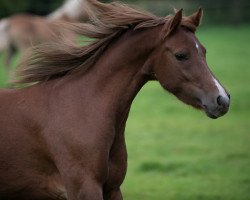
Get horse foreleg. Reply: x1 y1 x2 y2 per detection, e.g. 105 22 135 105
61 171 104 200
55 144 109 200
75 178 104 200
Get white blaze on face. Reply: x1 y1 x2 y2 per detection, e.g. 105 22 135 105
195 42 202 55
213 78 228 99
194 39 228 99
195 42 199 50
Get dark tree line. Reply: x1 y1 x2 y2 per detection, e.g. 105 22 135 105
0 0 63 17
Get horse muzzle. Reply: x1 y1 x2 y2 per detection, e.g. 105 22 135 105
202 94 230 119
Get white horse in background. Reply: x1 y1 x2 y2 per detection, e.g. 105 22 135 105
0 0 87 73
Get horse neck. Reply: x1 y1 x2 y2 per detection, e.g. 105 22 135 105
72 27 161 120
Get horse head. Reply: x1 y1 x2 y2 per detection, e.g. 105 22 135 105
151 9 230 119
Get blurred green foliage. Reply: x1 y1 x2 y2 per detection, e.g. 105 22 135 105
125 0 250 25
0 0 249 25
0 0 63 17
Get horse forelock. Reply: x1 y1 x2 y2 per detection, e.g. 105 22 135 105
13 0 196 85
181 17 197 33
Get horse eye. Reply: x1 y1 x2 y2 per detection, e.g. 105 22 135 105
175 53 189 61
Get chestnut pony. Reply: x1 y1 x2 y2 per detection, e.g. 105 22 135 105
0 0 230 199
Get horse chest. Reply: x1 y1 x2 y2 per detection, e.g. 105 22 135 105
105 132 127 191
0 173 67 200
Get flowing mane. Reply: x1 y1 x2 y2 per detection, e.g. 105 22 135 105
14 0 195 84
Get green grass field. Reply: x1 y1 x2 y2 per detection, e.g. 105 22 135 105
0 26 250 200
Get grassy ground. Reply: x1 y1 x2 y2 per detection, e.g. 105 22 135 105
0 54 19 87
0 26 250 200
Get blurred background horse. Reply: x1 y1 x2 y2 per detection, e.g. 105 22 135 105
0 0 87 74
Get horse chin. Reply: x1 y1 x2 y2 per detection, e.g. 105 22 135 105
204 111 219 119
203 105 229 119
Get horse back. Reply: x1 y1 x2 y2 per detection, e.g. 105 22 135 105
8 14 76 51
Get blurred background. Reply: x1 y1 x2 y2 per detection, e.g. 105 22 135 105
0 0 250 24
0 0 249 200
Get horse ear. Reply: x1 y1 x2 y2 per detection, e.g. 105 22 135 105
162 9 183 39
188 8 203 27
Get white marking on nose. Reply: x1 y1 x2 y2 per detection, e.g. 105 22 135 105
213 78 228 99
195 42 199 50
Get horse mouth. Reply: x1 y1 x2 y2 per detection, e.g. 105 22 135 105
204 111 219 119
202 105 229 119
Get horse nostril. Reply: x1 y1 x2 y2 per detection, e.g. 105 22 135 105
227 94 231 99
217 95 230 108
217 96 222 106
